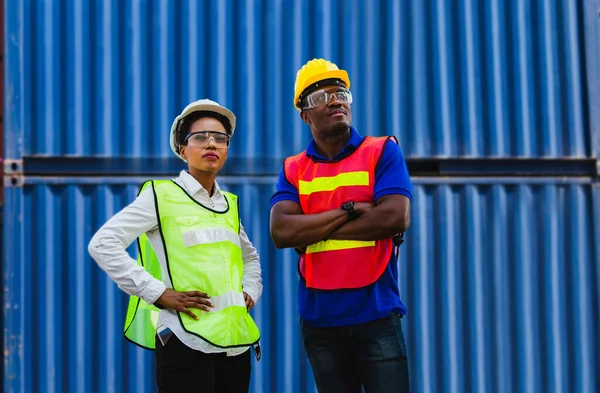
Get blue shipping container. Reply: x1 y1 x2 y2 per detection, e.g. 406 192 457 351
3 0 600 392
3 178 600 393
4 0 597 162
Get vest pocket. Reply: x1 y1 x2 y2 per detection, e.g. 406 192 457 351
174 215 204 229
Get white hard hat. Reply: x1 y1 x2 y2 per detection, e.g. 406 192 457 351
169 99 237 160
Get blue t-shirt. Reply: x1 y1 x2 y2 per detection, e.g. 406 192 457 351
270 127 413 327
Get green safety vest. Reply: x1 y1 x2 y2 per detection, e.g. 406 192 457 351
123 180 260 350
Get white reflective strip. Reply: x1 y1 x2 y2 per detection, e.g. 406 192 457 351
209 291 246 313
182 227 241 248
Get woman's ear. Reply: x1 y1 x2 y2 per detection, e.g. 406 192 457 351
179 145 186 161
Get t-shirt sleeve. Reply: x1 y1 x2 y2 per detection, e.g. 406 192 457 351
374 139 413 201
270 164 300 209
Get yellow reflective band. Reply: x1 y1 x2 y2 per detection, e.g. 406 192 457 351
306 239 376 254
298 171 369 195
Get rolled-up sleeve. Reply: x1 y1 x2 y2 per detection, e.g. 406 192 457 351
239 222 263 304
88 187 166 304
374 139 413 200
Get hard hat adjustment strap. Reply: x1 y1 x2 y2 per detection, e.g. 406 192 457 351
298 78 347 106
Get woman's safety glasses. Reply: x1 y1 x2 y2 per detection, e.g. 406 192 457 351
183 131 231 148
302 89 353 110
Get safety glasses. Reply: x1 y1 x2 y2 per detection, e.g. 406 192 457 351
183 131 231 148
302 89 353 110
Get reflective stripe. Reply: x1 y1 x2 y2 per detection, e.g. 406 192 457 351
298 171 369 195
208 291 246 313
182 228 241 249
306 239 376 254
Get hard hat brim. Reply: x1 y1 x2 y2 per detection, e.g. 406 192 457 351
294 69 350 110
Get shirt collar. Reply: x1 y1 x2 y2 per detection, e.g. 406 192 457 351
177 170 221 197
305 127 364 162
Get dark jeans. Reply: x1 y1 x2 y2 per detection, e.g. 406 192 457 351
301 313 410 393
155 335 251 393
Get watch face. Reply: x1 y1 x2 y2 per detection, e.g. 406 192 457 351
342 201 354 211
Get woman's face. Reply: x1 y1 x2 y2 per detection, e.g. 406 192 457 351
179 117 230 174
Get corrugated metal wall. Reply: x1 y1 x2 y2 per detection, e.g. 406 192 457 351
3 0 593 161
5 179 599 393
3 0 600 393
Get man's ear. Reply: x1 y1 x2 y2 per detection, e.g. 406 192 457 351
300 111 311 125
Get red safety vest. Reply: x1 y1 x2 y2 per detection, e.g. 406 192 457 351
284 136 396 290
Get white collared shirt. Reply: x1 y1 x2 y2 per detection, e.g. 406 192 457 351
88 171 262 355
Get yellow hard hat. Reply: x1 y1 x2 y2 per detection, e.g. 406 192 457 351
293 58 350 111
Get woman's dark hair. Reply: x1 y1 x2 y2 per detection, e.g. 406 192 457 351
177 111 233 146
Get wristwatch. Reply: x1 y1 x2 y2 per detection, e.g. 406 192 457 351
341 201 359 221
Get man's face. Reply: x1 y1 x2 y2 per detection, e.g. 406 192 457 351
179 117 230 173
301 85 352 135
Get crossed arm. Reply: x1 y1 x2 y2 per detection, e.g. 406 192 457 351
269 194 411 249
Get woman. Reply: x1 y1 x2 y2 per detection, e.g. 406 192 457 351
89 99 262 393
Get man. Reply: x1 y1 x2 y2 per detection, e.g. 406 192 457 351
270 58 412 393
89 99 262 393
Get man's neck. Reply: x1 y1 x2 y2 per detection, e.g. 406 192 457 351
312 127 352 160
188 168 217 196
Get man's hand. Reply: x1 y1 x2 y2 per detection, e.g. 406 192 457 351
156 288 213 320
269 200 348 249
328 195 411 241
244 292 255 311
353 202 375 216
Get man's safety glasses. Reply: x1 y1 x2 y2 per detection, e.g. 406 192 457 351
183 131 231 148
302 89 353 110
